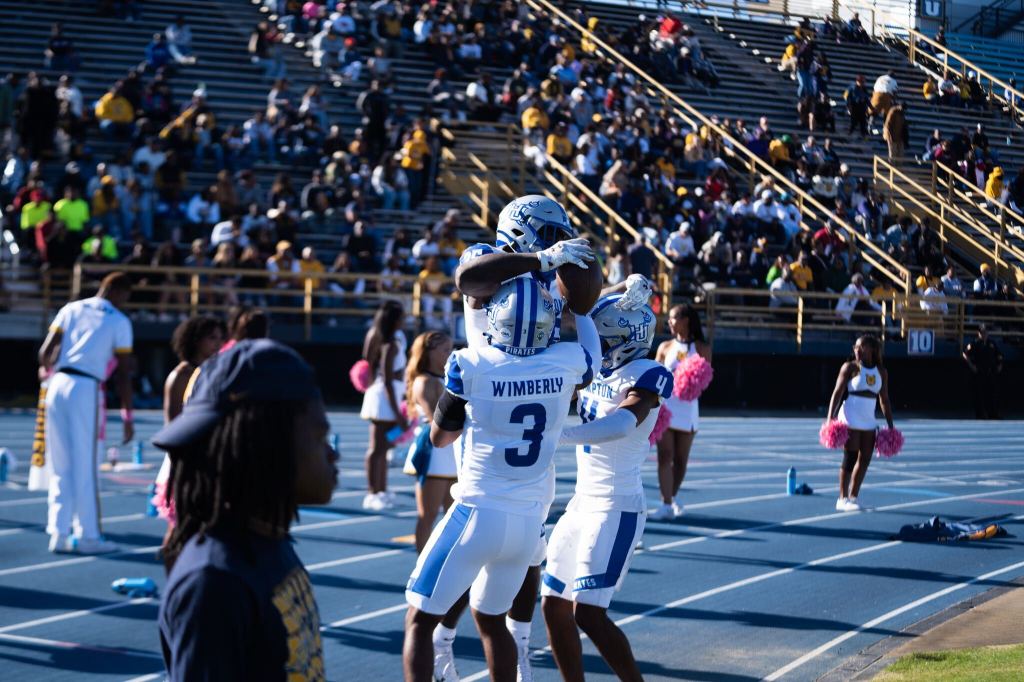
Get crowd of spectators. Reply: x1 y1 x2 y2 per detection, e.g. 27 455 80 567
0 2 1018 332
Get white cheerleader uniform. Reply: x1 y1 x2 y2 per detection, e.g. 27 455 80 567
662 339 700 432
839 364 882 431
403 416 458 479
360 330 407 422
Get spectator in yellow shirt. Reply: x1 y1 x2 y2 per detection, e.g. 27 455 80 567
545 122 573 165
521 97 550 135
769 135 795 173
54 186 90 234
20 189 52 249
92 176 123 236
417 255 453 330
790 250 814 291
95 86 135 138
922 78 937 104
581 17 600 54
299 246 326 291
436 225 466 274
400 129 430 204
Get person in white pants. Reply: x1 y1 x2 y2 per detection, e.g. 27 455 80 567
38 272 135 555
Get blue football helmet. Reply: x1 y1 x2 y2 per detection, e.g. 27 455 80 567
590 294 656 371
485 277 556 356
495 195 576 254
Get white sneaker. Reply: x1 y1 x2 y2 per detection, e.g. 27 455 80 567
844 497 863 512
649 503 674 521
432 637 459 681
835 497 848 511
515 641 533 682
48 533 71 553
363 493 385 511
72 537 120 554
375 491 394 510
671 499 685 517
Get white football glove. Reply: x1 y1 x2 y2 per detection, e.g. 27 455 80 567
615 274 654 310
536 238 595 272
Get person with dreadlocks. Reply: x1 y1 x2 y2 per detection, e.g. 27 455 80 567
153 339 338 681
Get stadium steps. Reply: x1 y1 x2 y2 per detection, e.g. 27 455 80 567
700 14 1024 176
944 33 1024 84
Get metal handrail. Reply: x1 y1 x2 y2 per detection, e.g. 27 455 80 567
884 27 1024 122
872 156 1024 286
68 263 447 340
438 120 677 311
703 286 1024 350
527 0 912 293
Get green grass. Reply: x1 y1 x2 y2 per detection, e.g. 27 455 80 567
875 644 1024 681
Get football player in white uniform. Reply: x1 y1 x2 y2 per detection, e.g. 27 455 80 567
434 195 652 682
403 277 599 682
541 293 672 682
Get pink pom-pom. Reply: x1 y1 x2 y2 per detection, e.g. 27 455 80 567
819 420 849 449
152 480 176 527
349 359 372 393
673 354 714 401
875 427 904 458
649 403 673 445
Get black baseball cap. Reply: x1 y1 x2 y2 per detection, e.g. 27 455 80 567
153 339 320 450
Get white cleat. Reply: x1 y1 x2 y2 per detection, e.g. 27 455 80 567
48 533 72 553
433 638 459 681
844 497 863 512
649 503 675 521
671 500 685 517
72 537 120 555
363 493 386 511
835 497 848 511
515 642 533 682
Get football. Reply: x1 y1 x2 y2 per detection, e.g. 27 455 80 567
557 261 604 315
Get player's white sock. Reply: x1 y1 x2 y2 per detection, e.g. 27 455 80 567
505 615 531 643
433 624 457 645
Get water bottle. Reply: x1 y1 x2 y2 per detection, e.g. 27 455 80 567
145 483 158 517
787 467 797 495
133 441 144 465
0 450 8 484
330 433 340 452
111 577 158 598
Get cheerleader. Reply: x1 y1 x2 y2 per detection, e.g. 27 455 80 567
826 334 895 512
360 300 408 511
402 331 457 551
652 304 711 520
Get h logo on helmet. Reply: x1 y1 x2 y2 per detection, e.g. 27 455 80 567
617 310 652 344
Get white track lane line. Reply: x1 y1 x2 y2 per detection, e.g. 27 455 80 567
123 675 162 682
0 632 164 660
463 511 1024 682
762 556 1024 680
0 513 146 538
647 486 1024 552
322 603 409 629
319 486 1024 648
0 544 162 578
0 598 154 635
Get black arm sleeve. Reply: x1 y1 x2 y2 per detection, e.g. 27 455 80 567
433 390 468 432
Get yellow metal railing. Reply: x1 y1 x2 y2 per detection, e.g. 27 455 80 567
527 0 912 293
69 263 448 341
928 161 1024 287
886 28 1024 122
873 156 1024 288
702 286 1023 350
438 120 677 311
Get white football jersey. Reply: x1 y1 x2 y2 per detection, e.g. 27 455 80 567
459 243 564 348
50 297 133 380
445 342 594 516
572 359 673 513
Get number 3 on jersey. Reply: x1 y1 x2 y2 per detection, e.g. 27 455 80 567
505 403 546 467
